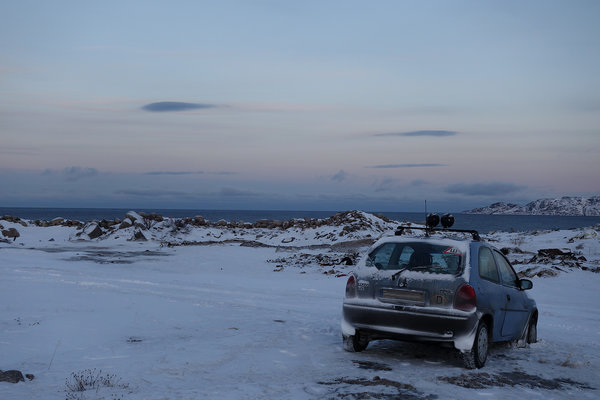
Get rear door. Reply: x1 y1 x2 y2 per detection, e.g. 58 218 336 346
493 250 530 338
475 246 506 341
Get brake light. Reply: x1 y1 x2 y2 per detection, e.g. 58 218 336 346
454 284 476 312
345 275 357 298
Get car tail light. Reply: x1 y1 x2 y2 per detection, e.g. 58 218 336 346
345 275 357 298
454 284 476 312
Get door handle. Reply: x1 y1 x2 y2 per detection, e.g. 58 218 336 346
506 294 511 301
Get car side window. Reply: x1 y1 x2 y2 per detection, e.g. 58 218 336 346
494 250 519 288
368 243 396 268
479 247 500 283
398 246 414 266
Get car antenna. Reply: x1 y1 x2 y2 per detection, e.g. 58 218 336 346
424 200 429 237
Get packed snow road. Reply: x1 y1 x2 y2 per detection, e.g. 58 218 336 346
1 242 599 399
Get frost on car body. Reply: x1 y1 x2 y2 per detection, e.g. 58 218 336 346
341 225 537 369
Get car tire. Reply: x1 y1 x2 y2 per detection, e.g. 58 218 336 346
462 321 489 369
526 316 537 344
343 332 369 352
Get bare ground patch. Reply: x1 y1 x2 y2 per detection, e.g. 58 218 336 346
63 249 169 264
318 376 437 400
352 360 392 372
26 246 171 264
438 369 595 390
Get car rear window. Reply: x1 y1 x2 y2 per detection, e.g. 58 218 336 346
367 242 463 274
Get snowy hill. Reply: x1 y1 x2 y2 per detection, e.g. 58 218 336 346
1 210 401 248
464 196 600 216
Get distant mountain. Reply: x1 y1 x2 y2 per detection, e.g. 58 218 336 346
464 196 600 216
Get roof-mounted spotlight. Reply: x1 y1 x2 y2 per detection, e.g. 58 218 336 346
426 213 440 229
441 213 455 229
395 213 480 241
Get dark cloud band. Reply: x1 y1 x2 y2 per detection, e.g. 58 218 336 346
374 130 458 137
367 163 446 169
142 102 217 112
144 171 204 176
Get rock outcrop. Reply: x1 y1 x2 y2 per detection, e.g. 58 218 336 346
1 227 20 241
0 370 25 383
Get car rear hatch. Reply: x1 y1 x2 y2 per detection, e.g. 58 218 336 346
362 239 468 309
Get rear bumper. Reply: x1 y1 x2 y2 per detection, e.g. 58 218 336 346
342 301 478 344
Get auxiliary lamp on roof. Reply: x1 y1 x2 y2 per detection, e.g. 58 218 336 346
426 213 455 229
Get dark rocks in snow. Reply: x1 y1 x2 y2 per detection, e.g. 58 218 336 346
1 227 20 241
239 241 270 248
529 248 585 266
129 212 163 229
119 219 133 229
87 224 104 239
519 266 562 278
568 228 599 242
518 247 596 276
132 230 147 241
49 217 64 226
179 216 204 227
32 219 83 228
146 213 164 223
0 216 27 227
254 219 293 229
77 220 121 239
253 219 274 228
0 370 25 383
500 247 528 255
267 251 360 271
246 211 390 231
537 248 570 258
97 219 116 229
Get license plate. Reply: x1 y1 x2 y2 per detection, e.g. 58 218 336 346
380 288 425 303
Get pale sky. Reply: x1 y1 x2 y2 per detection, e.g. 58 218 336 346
1 0 599 211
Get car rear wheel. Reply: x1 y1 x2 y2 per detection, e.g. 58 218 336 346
343 331 369 352
462 321 489 369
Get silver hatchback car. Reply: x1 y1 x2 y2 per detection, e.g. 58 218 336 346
342 221 538 369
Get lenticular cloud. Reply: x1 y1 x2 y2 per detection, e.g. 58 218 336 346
142 102 217 112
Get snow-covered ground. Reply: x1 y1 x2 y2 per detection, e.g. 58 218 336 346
1 212 599 399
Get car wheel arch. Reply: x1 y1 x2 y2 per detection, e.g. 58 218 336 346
531 309 539 322
480 314 493 341
526 309 538 343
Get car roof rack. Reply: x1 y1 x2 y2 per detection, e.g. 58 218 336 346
395 226 481 241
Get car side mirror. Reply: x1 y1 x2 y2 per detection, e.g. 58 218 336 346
519 279 533 290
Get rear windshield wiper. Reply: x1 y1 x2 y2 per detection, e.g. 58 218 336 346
391 268 408 281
